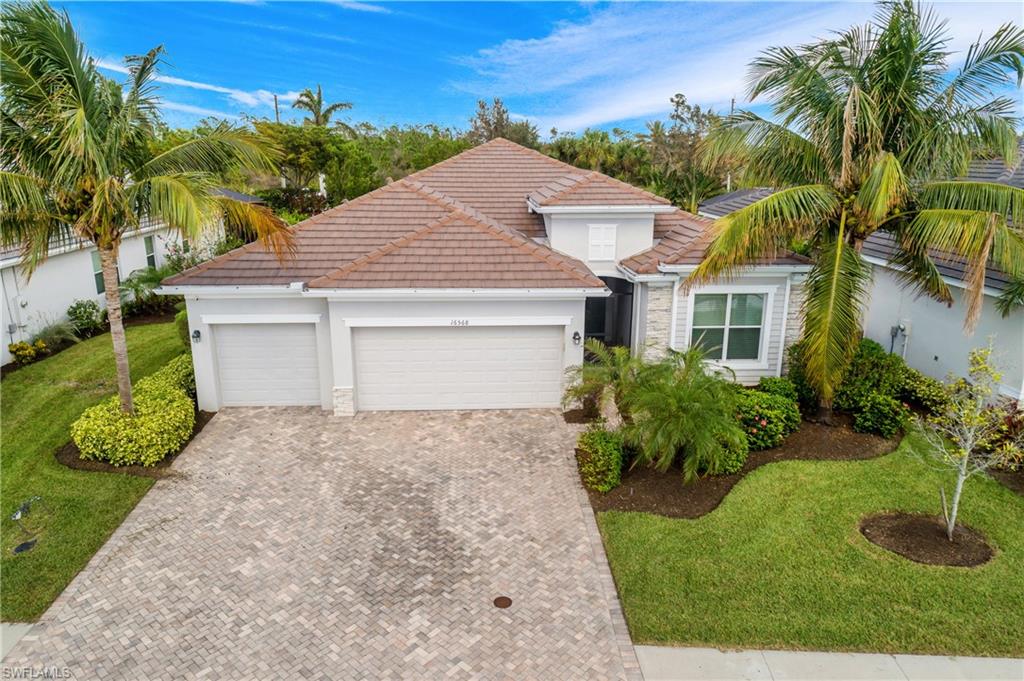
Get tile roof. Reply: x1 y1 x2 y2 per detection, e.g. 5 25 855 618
528 171 671 207
698 188 777 218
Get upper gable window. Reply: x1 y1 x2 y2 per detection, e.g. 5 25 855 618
588 223 616 261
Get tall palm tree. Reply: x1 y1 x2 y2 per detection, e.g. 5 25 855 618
577 129 614 172
692 0 1024 414
292 84 352 127
1 1 293 413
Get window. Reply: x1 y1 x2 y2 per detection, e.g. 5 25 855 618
690 292 765 361
181 238 191 254
91 251 105 294
588 224 616 260
144 235 156 268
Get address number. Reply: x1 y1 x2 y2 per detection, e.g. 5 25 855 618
450 319 469 326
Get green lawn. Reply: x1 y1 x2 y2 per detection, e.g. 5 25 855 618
1 322 183 622
598 432 1024 657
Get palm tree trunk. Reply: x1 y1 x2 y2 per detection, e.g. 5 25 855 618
99 246 134 413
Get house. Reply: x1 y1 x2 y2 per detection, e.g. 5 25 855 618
161 139 811 415
697 160 1024 401
0 188 259 366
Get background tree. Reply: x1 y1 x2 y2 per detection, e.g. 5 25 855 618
1 1 292 412
251 120 344 187
291 84 352 127
915 346 1023 540
693 0 1024 416
467 98 540 148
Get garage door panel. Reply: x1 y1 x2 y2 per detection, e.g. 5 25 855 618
214 324 320 406
354 325 564 411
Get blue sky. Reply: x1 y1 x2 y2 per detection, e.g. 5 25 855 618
60 1 1023 135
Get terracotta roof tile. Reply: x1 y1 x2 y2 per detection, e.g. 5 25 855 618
529 171 671 207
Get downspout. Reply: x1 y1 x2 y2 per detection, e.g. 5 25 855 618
668 276 680 351
776 275 792 377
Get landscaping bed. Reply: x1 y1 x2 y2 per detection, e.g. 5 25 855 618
859 512 994 567
588 418 895 518
55 410 215 479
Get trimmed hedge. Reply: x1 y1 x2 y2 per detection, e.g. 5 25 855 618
175 309 190 352
708 434 749 475
784 341 819 414
852 392 910 438
71 354 196 467
576 427 624 492
735 389 801 451
898 366 948 415
834 339 905 413
757 376 799 404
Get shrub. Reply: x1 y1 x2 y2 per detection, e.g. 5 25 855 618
31 318 78 348
71 377 195 467
120 265 179 316
8 340 47 365
853 392 910 438
175 309 191 351
257 187 328 215
703 433 749 475
898 366 948 415
735 390 799 450
66 299 104 338
784 341 819 414
576 427 624 492
757 376 799 403
834 339 904 412
138 353 196 398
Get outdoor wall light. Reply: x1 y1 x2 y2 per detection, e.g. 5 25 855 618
572 331 582 345
192 329 201 344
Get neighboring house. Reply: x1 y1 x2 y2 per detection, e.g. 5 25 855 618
0 188 259 366
696 151 1024 400
162 139 811 415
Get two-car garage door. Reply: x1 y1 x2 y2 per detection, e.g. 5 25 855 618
353 325 564 411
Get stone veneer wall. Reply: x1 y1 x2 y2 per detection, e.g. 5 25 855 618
781 279 805 374
333 387 355 416
643 283 675 360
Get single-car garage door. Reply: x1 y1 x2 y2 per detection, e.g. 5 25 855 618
353 325 564 411
214 324 321 406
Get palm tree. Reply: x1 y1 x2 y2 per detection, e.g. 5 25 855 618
577 130 614 172
292 84 352 127
563 339 644 423
1 1 292 413
693 0 1024 415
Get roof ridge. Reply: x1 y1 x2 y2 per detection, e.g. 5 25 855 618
399 178 517 234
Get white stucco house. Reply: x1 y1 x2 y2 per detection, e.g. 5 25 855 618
698 158 1024 401
161 139 811 415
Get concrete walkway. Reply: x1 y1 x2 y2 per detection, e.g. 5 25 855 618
0 624 32 660
636 645 1024 681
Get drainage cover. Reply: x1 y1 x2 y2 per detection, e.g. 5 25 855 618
13 540 36 554
493 596 512 609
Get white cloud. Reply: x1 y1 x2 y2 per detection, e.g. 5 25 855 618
457 1 1024 132
326 1 391 14
161 101 240 119
96 59 300 110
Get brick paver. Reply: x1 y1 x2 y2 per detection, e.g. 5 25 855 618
6 409 637 680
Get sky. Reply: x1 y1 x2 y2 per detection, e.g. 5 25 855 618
58 1 1024 135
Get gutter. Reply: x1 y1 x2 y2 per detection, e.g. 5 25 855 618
156 284 611 300
861 255 1004 299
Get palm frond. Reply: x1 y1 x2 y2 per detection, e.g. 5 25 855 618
920 181 1024 227
689 185 840 284
885 247 953 305
216 197 294 260
941 23 1024 107
132 172 219 239
852 152 907 230
800 223 871 407
995 277 1024 317
139 122 277 177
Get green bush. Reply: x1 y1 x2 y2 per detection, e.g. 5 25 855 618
66 299 104 338
852 392 910 438
138 353 196 398
31 318 78 348
898 366 948 415
576 427 624 492
704 433 749 475
834 339 904 412
757 376 799 403
8 340 47 365
175 309 191 352
784 341 819 414
735 389 799 450
71 378 195 467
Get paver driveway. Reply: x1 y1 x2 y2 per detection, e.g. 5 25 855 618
6 408 638 680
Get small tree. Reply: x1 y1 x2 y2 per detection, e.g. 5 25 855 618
916 345 1023 540
562 339 643 428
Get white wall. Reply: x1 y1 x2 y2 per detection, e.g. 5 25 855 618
864 266 1023 399
1 227 179 365
546 213 654 277
183 293 588 414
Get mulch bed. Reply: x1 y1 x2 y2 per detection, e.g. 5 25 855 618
55 410 215 479
860 512 994 567
990 468 1024 497
123 310 177 327
587 417 897 519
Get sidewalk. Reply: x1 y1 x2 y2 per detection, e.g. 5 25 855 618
636 645 1024 681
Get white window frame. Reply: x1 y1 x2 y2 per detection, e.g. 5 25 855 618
588 223 617 261
683 285 776 369
91 250 105 294
144 235 156 268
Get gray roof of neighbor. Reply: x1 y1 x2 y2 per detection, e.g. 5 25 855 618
210 188 265 204
697 187 777 218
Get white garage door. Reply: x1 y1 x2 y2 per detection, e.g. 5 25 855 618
353 325 564 411
214 324 320 406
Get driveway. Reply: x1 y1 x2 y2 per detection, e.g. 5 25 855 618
6 409 638 680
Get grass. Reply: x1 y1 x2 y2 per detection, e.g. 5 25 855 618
1 322 183 622
598 432 1024 657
